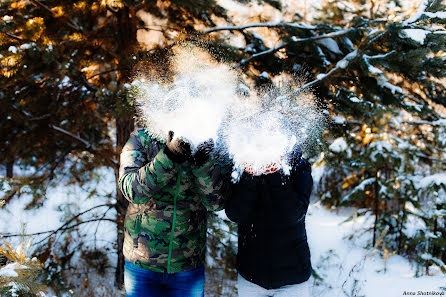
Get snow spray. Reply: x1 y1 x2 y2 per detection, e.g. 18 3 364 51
223 81 326 180
132 45 326 180
134 45 239 152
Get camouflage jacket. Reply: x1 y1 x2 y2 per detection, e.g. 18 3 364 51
118 128 230 273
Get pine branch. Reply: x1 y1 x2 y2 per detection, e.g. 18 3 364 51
29 0 81 31
234 28 357 68
291 31 388 94
202 21 318 34
402 120 446 126
363 50 397 60
292 50 359 94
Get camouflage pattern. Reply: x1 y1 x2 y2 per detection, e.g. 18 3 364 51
119 128 230 273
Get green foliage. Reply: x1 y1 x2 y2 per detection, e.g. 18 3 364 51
0 240 45 297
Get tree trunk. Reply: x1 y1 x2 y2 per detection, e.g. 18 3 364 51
6 159 13 178
115 116 134 289
113 4 137 289
372 175 379 247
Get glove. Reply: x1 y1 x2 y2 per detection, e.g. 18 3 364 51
164 131 192 163
192 138 214 166
287 143 303 167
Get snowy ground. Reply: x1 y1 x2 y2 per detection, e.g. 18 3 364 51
306 202 445 297
1 166 445 296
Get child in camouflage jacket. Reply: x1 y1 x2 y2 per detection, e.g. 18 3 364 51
119 128 230 297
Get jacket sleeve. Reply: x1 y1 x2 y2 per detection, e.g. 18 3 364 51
118 130 178 204
224 173 260 224
192 158 232 212
291 158 313 222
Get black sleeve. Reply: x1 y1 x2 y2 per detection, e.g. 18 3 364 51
291 158 313 222
224 173 260 224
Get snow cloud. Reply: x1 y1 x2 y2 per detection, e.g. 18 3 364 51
132 45 325 178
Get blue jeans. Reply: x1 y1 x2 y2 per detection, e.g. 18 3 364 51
124 260 205 297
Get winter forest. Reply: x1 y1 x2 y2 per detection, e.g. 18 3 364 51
0 0 445 296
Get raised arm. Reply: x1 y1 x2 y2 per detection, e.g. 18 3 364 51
118 129 178 204
290 158 313 222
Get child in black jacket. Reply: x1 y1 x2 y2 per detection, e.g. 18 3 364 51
225 148 313 297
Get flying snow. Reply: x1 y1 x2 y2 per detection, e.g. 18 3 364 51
132 45 326 179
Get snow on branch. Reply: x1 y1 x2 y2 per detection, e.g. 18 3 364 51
234 28 357 68
293 28 355 42
234 42 287 68
289 31 388 94
375 75 425 107
402 0 446 25
292 50 359 95
202 21 317 34
402 119 446 126
363 50 396 60
403 0 429 25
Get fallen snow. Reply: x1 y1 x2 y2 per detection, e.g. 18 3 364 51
368 65 383 75
401 29 429 45
336 50 358 69
317 73 327 80
20 44 33 50
424 11 446 19
350 97 363 103
417 173 446 189
316 38 343 55
333 116 346 124
8 46 18 54
306 202 445 297
403 0 429 24
329 137 348 152
0 263 27 278
258 71 270 79
0 166 117 256
377 77 403 95
369 140 393 161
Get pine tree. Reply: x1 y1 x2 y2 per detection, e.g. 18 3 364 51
201 0 446 276
1 0 233 289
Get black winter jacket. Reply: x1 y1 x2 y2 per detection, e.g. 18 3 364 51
225 158 313 289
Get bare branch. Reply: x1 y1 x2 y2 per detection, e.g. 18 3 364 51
29 0 81 31
402 120 446 126
50 125 92 149
0 204 115 242
136 26 165 33
2 32 30 42
87 68 123 80
49 125 119 169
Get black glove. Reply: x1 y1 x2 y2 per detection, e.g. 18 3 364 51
192 138 214 166
164 131 192 163
288 143 303 167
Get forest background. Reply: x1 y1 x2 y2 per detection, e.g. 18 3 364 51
0 0 445 296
